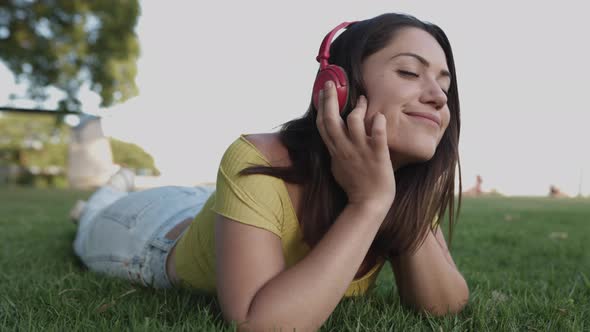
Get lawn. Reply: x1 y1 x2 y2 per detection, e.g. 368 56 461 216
1 187 589 331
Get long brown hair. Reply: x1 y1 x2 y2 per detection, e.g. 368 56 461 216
241 13 462 258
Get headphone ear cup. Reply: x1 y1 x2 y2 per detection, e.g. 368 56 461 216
312 65 349 114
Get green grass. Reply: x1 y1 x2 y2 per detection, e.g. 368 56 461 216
1 187 589 331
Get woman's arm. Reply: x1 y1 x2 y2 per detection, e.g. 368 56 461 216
390 227 469 316
216 81 395 330
215 200 390 332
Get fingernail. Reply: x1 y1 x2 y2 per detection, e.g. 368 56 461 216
325 81 332 89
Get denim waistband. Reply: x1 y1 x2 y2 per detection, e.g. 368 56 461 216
143 202 210 288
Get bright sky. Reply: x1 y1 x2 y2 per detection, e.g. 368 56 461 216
1 1 589 196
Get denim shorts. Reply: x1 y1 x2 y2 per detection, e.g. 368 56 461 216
74 185 215 288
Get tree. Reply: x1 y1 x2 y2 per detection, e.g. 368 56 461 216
0 1 140 111
0 112 69 162
110 137 160 176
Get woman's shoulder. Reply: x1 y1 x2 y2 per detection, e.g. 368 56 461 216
217 132 293 180
242 133 304 223
217 134 271 172
241 133 292 168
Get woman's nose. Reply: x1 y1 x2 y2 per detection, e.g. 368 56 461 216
420 80 447 110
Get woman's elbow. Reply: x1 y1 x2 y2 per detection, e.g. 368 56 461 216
452 277 470 313
407 276 469 317
236 319 318 332
424 279 470 317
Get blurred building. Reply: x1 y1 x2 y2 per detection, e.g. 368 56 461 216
67 115 119 189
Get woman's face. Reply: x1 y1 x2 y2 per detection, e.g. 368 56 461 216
361 27 451 170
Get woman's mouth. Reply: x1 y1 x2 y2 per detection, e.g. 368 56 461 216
405 112 440 128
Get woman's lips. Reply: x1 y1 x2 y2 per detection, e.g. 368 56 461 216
406 112 441 128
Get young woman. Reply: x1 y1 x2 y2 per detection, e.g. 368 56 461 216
71 12 468 330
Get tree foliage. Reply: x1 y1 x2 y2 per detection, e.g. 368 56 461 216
0 112 68 151
110 137 160 176
0 0 140 111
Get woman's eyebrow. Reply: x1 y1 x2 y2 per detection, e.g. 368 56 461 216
391 52 451 79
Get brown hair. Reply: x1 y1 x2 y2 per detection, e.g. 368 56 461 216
241 13 462 258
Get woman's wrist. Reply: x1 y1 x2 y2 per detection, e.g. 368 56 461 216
347 198 392 220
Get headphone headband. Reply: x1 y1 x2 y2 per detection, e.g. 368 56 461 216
312 21 358 113
315 21 358 69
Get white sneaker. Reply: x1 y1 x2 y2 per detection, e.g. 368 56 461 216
107 167 135 192
69 200 87 224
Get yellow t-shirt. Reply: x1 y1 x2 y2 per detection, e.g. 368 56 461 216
174 135 385 297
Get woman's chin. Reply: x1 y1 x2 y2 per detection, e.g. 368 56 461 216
407 153 435 165
389 145 437 167
415 147 437 161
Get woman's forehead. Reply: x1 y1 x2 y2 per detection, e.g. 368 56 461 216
381 28 448 68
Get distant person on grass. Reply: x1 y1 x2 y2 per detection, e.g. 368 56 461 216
549 185 569 198
463 175 484 197
70 13 469 330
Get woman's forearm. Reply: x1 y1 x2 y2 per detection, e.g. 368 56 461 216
391 230 469 316
240 201 390 331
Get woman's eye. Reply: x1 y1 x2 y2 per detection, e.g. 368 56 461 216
397 70 449 97
397 70 419 77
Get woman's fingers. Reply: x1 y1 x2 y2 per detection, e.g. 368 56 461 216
347 96 368 146
316 82 387 161
316 82 395 205
370 112 388 157
316 81 351 154
315 87 335 154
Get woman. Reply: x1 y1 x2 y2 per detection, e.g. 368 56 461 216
72 13 468 330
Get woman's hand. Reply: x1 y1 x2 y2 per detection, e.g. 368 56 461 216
316 80 396 207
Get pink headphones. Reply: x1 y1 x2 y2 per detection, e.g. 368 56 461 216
312 21 358 114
